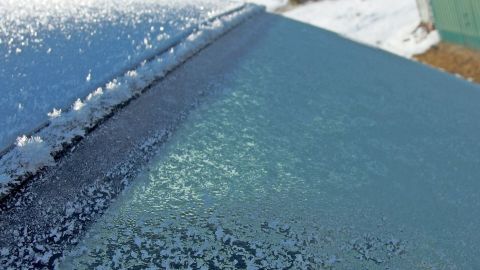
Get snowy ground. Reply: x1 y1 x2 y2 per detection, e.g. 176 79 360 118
283 0 439 57
248 0 287 11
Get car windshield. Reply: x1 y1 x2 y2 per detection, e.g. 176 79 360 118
1 1 480 269
62 13 480 270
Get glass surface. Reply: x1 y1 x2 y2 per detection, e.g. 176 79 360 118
61 14 480 269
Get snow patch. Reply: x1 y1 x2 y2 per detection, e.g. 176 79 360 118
248 0 287 11
284 0 439 58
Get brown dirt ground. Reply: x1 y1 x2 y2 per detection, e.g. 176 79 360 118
414 42 480 83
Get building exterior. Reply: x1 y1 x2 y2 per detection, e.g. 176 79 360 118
428 0 480 49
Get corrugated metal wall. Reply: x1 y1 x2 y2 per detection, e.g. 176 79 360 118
431 0 480 49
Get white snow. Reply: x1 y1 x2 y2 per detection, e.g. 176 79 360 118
283 0 439 57
248 0 287 11
0 3 263 198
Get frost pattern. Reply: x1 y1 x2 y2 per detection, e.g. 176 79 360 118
0 3 263 199
0 135 54 193
0 0 243 149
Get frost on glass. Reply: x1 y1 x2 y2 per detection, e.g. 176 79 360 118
0 0 261 198
0 0 242 149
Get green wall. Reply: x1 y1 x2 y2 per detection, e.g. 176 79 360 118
431 0 480 49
